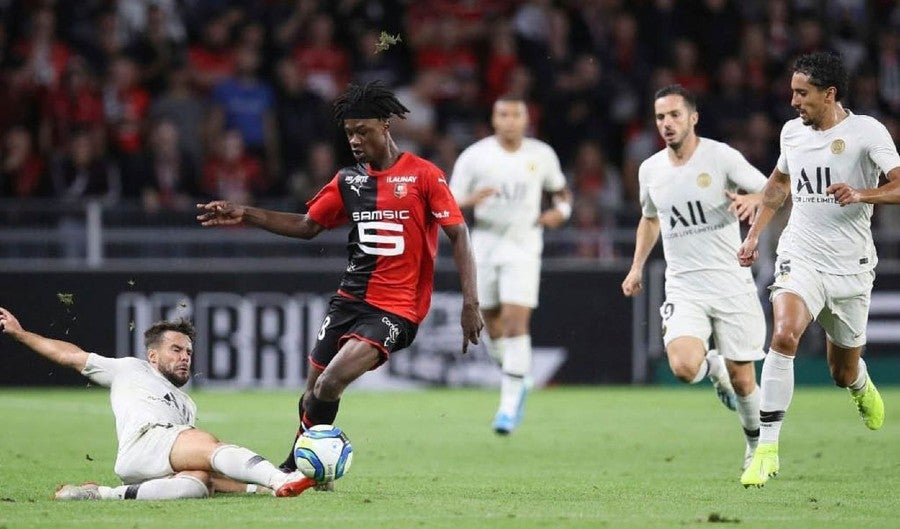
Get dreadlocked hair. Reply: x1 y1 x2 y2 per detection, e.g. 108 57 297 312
332 81 409 123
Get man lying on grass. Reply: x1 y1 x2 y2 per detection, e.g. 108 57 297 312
0 306 313 500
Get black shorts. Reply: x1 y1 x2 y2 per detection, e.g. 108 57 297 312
309 294 418 370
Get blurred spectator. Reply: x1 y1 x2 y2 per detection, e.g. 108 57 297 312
117 0 186 44
51 128 119 203
670 39 709 95
149 61 208 175
39 56 105 156
126 3 185 95
483 22 521 105
873 29 899 114
392 70 440 155
568 139 623 231
209 45 278 185
436 72 488 151
289 140 335 203
102 55 151 160
123 119 198 213
11 6 71 91
703 57 754 140
411 17 477 86
292 13 349 101
273 58 331 186
76 8 126 78
201 129 266 204
1 125 46 197
187 13 236 94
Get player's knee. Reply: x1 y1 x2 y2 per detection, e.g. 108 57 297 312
769 328 801 354
173 473 211 499
313 371 344 400
668 357 698 383
829 363 855 388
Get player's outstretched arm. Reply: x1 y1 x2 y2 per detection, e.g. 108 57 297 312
827 167 900 206
738 168 790 267
0 307 89 372
196 200 325 240
442 223 484 354
622 216 660 297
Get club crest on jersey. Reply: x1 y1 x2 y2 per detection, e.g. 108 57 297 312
831 139 845 154
696 173 711 188
394 183 408 198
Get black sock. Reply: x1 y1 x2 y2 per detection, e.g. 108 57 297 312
304 393 341 426
278 392 306 471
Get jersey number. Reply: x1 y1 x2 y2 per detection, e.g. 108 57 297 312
358 221 405 256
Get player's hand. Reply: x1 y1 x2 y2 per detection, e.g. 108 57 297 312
196 201 246 226
460 302 483 354
621 269 644 297
468 187 497 206
538 208 566 229
826 182 860 206
726 190 760 224
737 237 759 267
0 306 23 335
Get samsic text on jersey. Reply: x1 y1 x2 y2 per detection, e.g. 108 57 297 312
306 152 464 324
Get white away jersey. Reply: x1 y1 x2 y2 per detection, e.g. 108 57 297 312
82 354 196 452
775 111 900 274
640 138 767 299
450 136 566 262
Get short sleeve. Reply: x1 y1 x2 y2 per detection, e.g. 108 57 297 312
81 353 132 387
448 148 474 202
638 162 657 218
721 144 767 193
425 166 465 225
306 174 349 229
541 144 567 192
866 119 900 175
776 124 790 175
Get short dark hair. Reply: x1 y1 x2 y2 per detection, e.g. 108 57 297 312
144 319 195 349
654 84 697 112
792 52 848 101
332 81 409 123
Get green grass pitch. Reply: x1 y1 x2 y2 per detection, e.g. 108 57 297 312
1 386 898 528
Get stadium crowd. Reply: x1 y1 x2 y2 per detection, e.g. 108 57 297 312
0 0 898 259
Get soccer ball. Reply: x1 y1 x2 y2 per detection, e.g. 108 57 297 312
293 424 354 482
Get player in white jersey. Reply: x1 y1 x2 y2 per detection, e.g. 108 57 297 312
450 94 571 435
0 307 316 500
737 52 900 488
621 85 768 472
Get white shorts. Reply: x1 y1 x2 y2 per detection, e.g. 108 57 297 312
660 291 766 361
769 257 874 348
477 258 540 309
114 424 193 484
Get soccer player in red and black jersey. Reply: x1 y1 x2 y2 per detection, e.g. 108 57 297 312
197 81 484 475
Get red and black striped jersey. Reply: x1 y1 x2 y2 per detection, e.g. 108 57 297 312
306 152 464 324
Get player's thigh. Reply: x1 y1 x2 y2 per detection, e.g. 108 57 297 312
660 298 711 349
168 428 221 473
115 424 196 484
310 296 360 370
477 262 501 309
710 292 766 362
768 257 825 328
818 271 874 349
497 259 540 308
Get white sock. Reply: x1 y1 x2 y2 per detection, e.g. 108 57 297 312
499 335 531 416
736 386 761 444
705 350 726 383
849 358 868 395
99 475 209 500
210 444 286 490
689 358 710 384
483 334 506 364
759 349 795 444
